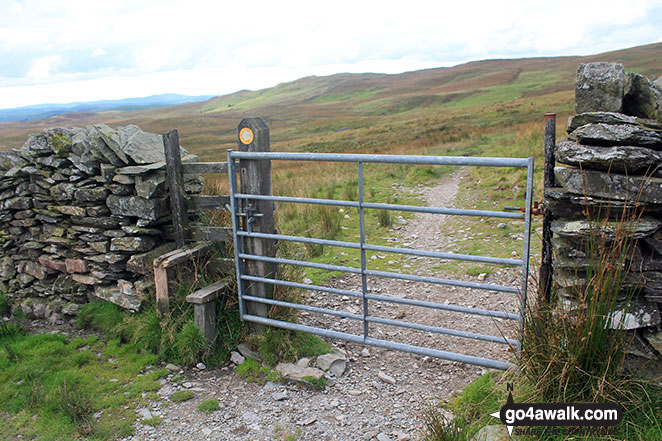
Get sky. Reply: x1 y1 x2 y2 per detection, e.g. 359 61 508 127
1 0 662 109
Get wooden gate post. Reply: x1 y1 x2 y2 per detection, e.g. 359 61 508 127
539 113 556 303
155 129 189 316
238 118 277 322
163 129 189 248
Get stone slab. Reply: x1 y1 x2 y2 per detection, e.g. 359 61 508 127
575 62 625 114
275 362 325 380
551 218 660 240
624 72 662 121
555 140 662 175
569 123 662 149
567 112 662 133
93 284 142 311
106 195 168 221
555 165 662 205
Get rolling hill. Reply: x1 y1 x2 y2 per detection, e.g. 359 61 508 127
0 42 660 162
0 94 216 123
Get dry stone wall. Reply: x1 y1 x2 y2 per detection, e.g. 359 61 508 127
546 62 662 364
0 124 202 323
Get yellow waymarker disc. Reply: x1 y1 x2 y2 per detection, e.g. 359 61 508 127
239 128 254 145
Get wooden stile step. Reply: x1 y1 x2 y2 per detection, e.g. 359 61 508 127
186 280 228 304
186 280 228 342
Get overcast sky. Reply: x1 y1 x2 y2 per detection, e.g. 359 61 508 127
1 0 661 109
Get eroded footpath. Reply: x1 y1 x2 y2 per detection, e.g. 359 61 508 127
126 174 523 441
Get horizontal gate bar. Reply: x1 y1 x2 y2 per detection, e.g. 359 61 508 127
237 230 521 266
241 274 521 321
235 193 359 208
243 293 517 345
238 231 361 250
239 253 519 294
241 274 363 299
243 294 363 320
234 193 523 219
365 315 518 346
365 268 520 294
363 244 522 266
242 314 515 370
238 253 361 275
362 201 523 219
229 151 529 168
365 292 521 320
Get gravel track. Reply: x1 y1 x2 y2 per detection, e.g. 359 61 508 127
126 173 523 441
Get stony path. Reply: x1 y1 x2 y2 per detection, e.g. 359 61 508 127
126 173 523 441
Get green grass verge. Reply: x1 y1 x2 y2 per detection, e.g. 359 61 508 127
0 324 165 440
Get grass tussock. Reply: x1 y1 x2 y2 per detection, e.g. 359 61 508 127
249 327 332 367
198 398 220 413
521 205 640 403
424 203 661 441
0 291 10 317
170 390 194 403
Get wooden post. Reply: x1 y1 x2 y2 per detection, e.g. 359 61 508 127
154 264 173 315
238 118 276 322
540 113 556 303
186 281 228 343
163 129 189 249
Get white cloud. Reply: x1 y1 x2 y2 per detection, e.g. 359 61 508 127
0 0 660 108
27 56 61 82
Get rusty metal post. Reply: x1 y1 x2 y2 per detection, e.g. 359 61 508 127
540 113 556 302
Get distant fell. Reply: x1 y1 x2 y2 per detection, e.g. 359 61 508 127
0 42 660 157
0 93 217 123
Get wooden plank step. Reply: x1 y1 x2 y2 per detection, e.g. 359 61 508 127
191 224 232 243
153 241 211 269
182 162 228 174
188 195 231 210
186 280 228 304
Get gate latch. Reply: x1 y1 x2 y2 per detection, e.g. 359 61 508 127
242 202 263 232
504 201 544 216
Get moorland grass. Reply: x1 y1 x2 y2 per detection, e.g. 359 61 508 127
0 327 165 440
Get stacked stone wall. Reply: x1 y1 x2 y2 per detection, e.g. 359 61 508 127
0 124 202 323
547 62 662 363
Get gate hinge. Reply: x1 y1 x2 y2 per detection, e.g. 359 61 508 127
504 201 544 216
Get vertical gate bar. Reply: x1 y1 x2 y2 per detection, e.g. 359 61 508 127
358 162 369 340
227 150 247 320
519 157 535 349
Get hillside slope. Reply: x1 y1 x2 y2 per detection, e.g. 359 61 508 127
0 42 660 160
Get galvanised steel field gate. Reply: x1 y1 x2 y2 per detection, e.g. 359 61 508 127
227 150 534 371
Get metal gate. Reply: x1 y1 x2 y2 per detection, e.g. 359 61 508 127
228 151 534 370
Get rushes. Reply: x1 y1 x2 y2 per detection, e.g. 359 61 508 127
521 204 641 404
